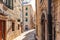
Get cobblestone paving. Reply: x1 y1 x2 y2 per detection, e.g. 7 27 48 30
13 29 36 40
23 30 36 40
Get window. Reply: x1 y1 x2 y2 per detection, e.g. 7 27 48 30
26 7 28 10
25 18 28 22
3 0 13 9
12 22 15 31
18 24 20 30
26 12 28 16
17 19 20 22
10 0 13 9
40 0 42 3
25 25 28 31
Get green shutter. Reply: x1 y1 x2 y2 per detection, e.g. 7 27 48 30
25 18 28 22
26 12 28 16
6 0 13 9
6 0 10 7
26 7 28 10
12 0 13 9
10 0 13 9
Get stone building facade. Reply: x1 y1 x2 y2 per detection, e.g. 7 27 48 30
33 12 36 29
52 0 60 40
36 0 48 40
36 0 60 40
23 4 34 31
0 0 22 40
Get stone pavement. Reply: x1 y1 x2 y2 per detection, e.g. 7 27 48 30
13 29 36 40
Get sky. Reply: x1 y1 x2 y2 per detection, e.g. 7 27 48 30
23 0 36 11
29 0 36 11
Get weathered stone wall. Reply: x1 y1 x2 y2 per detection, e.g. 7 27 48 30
53 0 60 40
2 0 22 40
23 5 33 31
36 0 48 40
36 0 60 40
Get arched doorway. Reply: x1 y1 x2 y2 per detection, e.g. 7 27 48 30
41 11 56 40
41 10 48 40
41 13 45 40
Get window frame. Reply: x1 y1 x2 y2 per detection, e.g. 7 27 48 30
26 7 28 10
12 22 15 31
25 25 28 31
4 0 13 9
25 18 28 22
26 12 28 16
18 24 20 30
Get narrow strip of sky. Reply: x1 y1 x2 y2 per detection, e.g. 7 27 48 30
29 0 35 11
23 0 36 11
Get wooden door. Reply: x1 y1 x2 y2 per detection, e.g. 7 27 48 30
0 20 6 40
0 20 3 40
41 13 45 40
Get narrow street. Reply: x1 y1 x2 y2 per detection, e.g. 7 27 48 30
14 29 36 40
0 0 59 40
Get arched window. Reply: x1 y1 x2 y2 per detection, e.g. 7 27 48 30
3 0 13 9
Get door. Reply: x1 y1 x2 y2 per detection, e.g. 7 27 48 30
0 20 2 40
41 13 45 40
0 20 6 40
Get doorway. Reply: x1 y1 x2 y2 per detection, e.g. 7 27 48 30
41 13 45 40
0 20 6 40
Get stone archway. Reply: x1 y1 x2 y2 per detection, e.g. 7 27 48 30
41 13 45 40
41 10 56 40
41 10 48 40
